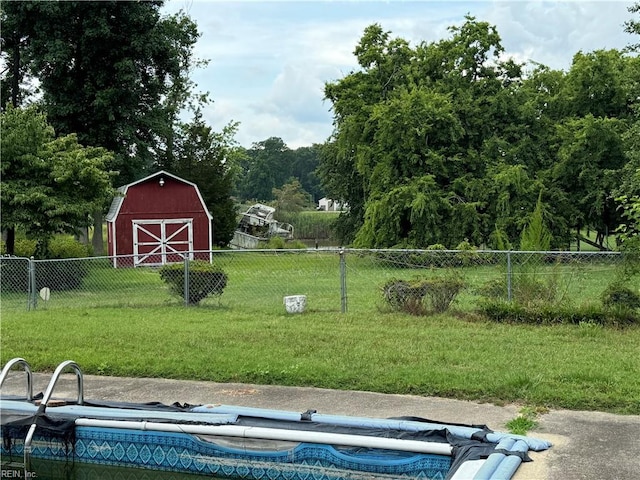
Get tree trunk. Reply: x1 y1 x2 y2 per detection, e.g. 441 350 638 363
11 39 21 107
76 227 89 244
5 227 16 255
92 211 104 255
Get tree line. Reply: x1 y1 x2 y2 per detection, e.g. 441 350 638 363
1 2 639 256
319 10 640 250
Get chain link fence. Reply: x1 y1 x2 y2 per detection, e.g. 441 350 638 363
0 249 629 314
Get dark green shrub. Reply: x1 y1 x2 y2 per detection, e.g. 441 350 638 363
159 261 228 305
262 236 286 249
478 300 525 323
619 239 640 280
602 284 640 310
476 278 509 299
0 233 91 258
477 272 564 307
34 238 91 291
35 259 89 291
453 240 480 267
48 236 92 259
479 300 639 326
422 275 465 313
381 278 428 315
14 238 37 257
381 273 465 315
0 237 91 293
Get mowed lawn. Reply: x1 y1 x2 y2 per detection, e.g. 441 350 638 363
2 305 639 414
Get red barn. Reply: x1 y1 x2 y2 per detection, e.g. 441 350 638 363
106 171 212 267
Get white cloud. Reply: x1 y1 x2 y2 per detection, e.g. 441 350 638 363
163 1 637 149
485 1 633 70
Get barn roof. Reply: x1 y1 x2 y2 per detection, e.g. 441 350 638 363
105 170 212 222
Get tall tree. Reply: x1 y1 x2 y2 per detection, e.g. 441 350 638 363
165 111 239 247
0 2 36 109
2 1 202 254
322 16 526 248
562 50 632 119
272 179 312 217
321 24 413 244
1 2 42 253
290 145 324 203
239 137 292 202
616 3 640 243
553 115 628 242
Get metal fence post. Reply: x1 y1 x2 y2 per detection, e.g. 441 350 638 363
184 255 190 307
340 248 347 313
28 257 37 311
506 251 512 302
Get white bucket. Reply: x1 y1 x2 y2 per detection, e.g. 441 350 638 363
284 295 307 314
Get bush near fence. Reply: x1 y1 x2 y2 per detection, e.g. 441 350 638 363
159 261 228 305
0 249 636 324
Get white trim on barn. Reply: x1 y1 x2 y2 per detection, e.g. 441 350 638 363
132 218 194 267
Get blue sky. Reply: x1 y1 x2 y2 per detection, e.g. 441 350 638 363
162 1 637 149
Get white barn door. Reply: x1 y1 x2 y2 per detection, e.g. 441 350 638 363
132 219 193 266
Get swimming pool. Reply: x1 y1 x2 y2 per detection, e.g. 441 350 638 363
0 358 551 479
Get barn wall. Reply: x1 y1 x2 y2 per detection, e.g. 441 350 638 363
114 178 211 257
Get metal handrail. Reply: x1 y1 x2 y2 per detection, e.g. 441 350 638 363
0 357 33 401
23 360 84 468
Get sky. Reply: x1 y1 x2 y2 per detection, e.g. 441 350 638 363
161 0 637 149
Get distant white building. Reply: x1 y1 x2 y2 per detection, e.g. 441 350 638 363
318 197 345 211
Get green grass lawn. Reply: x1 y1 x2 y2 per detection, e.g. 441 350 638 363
2 306 639 414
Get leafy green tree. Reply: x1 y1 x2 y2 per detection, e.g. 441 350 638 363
272 179 312 217
0 2 37 109
1 105 114 256
290 145 324 203
616 107 640 241
320 24 411 244
617 173 640 242
552 115 627 243
322 14 639 250
322 16 526 248
238 137 292 202
1 2 42 252
163 111 239 247
354 175 451 248
562 50 633 119
614 4 640 243
482 163 536 248
317 140 366 244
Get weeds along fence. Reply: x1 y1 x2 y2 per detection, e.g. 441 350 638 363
0 249 628 314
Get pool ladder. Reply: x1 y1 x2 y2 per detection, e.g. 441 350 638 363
0 358 84 468
0 357 33 401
